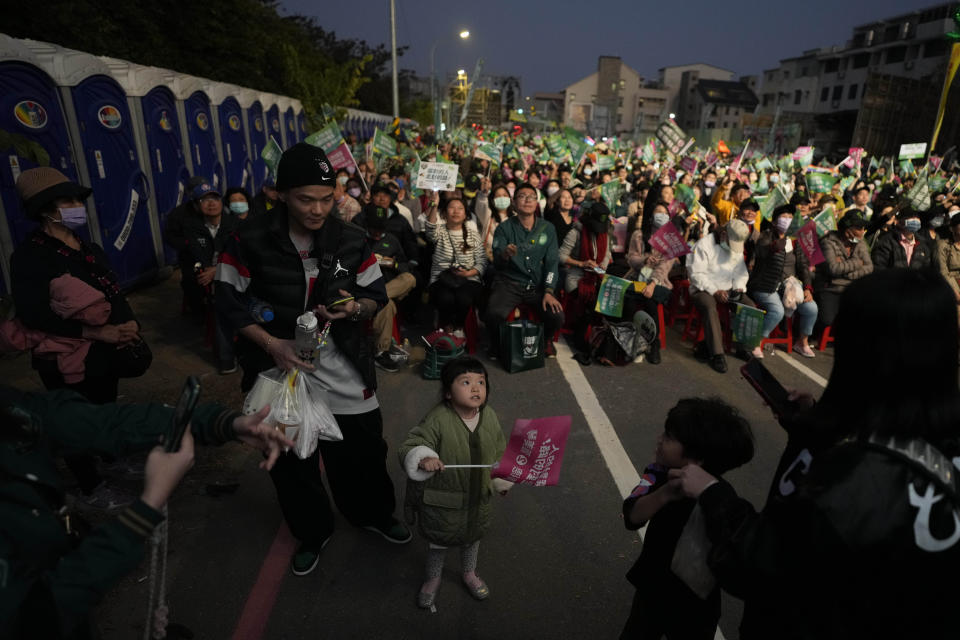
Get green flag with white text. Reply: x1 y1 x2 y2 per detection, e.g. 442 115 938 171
758 186 788 221
731 303 765 348
261 136 282 181
806 172 838 194
372 129 397 157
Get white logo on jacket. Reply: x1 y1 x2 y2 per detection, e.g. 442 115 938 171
908 482 960 552
333 260 349 277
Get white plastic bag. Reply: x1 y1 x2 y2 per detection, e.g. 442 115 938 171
297 373 343 444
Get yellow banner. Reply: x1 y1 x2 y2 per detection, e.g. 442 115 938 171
931 43 960 153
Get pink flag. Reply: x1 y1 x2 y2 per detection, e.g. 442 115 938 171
796 220 825 266
491 416 571 487
847 147 864 169
649 219 692 261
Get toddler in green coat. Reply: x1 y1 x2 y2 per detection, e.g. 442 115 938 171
399 356 512 609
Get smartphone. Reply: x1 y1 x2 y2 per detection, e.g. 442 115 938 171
328 295 355 308
166 376 201 452
740 359 794 419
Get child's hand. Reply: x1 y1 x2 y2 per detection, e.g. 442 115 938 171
419 457 444 472
492 478 513 496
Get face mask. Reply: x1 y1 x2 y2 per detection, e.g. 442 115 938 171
337 176 348 186
769 175 779 184
228 201 249 215
652 212 670 228
849 236 860 244
704 180 715 188
546 186 559 197
775 217 792 233
583 168 594 176
931 215 945 228
903 219 921 233
54 206 87 230
494 196 511 211
348 187 361 198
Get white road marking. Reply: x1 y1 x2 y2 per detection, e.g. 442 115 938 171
553 340 726 640
773 350 828 388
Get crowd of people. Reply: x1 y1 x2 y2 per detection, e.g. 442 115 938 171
2 123 960 638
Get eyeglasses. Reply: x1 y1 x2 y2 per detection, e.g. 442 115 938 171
516 195 538 202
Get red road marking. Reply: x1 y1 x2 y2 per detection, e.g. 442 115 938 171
230 522 297 640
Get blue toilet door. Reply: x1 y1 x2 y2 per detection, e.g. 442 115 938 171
247 101 267 191
284 106 297 146
297 111 307 143
266 105 282 149
71 74 157 287
184 91 223 189
218 96 250 192
0 62 82 253
142 85 190 265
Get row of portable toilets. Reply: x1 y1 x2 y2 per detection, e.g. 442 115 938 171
0 33 314 293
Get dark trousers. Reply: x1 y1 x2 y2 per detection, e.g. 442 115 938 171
691 291 755 356
620 589 718 640
815 290 842 328
268 408 397 548
37 362 118 494
430 280 483 329
484 277 564 351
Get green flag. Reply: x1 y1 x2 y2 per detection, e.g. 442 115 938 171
594 275 631 317
372 129 397 156
755 156 773 172
545 134 569 162
759 186 788 221
906 175 931 211
597 154 615 171
261 136 282 181
731 303 765 348
778 156 794 174
475 141 502 164
900 159 915 176
321 103 336 122
305 122 345 155
756 171 769 194
929 175 948 192
813 207 837 236
674 183 698 213
806 172 838 194
601 179 623 210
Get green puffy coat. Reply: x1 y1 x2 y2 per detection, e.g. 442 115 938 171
398 404 506 547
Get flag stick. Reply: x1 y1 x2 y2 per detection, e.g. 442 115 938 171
442 464 494 469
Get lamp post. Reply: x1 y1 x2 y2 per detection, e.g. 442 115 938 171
431 29 469 137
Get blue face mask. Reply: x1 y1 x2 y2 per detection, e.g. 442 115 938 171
903 219 921 233
52 206 87 231
228 201 249 215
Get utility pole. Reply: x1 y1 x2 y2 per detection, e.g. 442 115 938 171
390 0 399 118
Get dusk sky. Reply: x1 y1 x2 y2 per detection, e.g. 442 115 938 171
282 0 938 97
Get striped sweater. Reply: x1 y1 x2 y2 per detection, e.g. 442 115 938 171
424 220 488 285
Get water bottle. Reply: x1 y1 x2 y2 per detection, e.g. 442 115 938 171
294 311 319 362
247 296 275 323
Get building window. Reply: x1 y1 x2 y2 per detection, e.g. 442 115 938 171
821 87 829 102
824 59 839 73
794 89 802 105
848 84 857 100
800 66 808 76
925 40 949 58
885 46 907 64
763 94 772 107
618 114 623 124
707 122 715 129
832 85 843 101
618 97 624 107
852 53 870 68
784 70 790 79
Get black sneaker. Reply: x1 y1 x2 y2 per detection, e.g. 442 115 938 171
709 354 728 373
291 537 331 576
647 341 661 365
374 351 399 373
363 518 412 544
219 359 238 375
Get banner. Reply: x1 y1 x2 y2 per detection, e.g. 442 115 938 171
898 143 927 160
597 154 615 171
475 141 502 164
680 156 698 174
415 161 459 191
491 416 572 486
656 120 694 156
261 136 282 181
674 182 698 213
648 218 691 260
730 303 765 348
813 207 837 236
792 146 814 167
600 179 622 210
906 176 931 211
305 122 354 170
758 186 788 221
595 274 630 317
796 220 825 266
847 147 865 170
806 172 838 194
372 128 397 157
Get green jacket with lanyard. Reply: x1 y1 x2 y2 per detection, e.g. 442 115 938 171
491 216 560 295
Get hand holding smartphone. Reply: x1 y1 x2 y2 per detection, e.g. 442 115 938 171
740 359 797 420
166 376 201 452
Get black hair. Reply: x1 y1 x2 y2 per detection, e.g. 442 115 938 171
808 269 960 454
731 183 751 197
739 198 760 213
440 356 489 407
664 398 755 475
441 197 473 252
772 203 795 220
222 187 252 205
854 185 870 196
514 182 538 198
488 183 515 222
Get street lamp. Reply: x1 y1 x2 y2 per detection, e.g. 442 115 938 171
431 29 470 136
669 112 676 119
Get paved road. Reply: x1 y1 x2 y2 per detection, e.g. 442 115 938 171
0 275 834 639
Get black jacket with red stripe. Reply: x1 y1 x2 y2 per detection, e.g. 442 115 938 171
215 205 387 391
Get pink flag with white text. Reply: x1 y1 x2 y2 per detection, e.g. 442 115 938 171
491 416 571 486
796 220 825 266
649 219 692 261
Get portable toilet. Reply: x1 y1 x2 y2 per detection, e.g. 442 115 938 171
208 81 252 194
264 98 283 150
19 39 159 288
243 92 268 192
0 35 85 292
99 56 182 266
169 73 224 190
276 97 293 148
294 100 308 144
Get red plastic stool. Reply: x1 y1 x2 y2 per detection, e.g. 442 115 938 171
668 279 692 327
818 325 834 351
760 316 794 352
463 306 479 354
656 303 667 350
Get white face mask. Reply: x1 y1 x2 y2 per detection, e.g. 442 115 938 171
775 217 792 233
337 176 348 186
348 187 361 198
493 196 511 211
652 212 670 228
546 186 559 197
583 167 594 176
704 181 715 188
769 175 780 184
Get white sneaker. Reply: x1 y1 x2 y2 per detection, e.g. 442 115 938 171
751 346 764 359
452 329 466 339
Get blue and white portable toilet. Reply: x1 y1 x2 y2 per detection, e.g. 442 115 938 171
19 39 159 288
243 92 268 192
99 56 181 266
169 74 224 190
277 97 294 148
264 98 283 151
0 35 90 292
208 81 251 194
294 100 308 144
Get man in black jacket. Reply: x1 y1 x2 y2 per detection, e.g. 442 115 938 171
215 143 411 577
871 207 934 272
